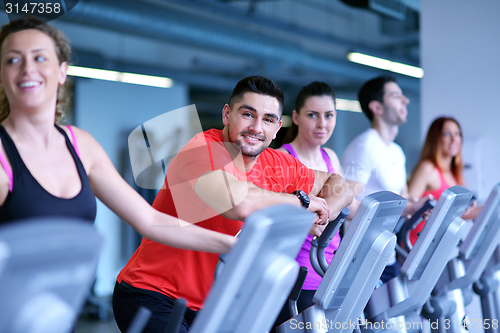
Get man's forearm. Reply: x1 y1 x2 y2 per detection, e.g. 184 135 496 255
229 182 302 220
317 174 352 219
195 170 300 221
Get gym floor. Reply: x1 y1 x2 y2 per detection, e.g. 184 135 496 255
74 297 120 333
74 316 121 333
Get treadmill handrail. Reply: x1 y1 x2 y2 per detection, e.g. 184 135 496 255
309 207 350 276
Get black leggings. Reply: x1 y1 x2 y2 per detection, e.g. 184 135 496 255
112 281 197 333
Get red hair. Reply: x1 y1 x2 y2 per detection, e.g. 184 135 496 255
416 117 464 185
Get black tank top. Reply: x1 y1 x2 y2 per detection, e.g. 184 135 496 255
0 125 97 223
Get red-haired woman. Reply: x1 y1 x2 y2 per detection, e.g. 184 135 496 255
408 116 480 244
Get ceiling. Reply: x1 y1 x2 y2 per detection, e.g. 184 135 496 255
0 0 421 113
53 0 421 96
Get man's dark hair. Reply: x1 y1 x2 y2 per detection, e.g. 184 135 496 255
228 76 284 116
358 75 397 122
294 81 336 113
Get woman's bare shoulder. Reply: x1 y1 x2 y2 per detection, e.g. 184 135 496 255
322 147 338 159
418 160 438 173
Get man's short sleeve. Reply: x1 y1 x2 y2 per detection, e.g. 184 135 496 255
266 150 315 194
172 143 234 187
164 132 239 224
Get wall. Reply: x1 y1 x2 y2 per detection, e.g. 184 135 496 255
421 0 500 201
421 1 500 330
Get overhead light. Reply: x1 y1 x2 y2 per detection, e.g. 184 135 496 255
67 66 174 88
337 98 361 113
347 52 424 78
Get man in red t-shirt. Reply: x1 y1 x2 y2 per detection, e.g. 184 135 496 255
113 76 352 333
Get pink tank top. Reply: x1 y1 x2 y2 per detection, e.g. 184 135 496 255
410 166 455 245
281 143 341 289
421 167 454 200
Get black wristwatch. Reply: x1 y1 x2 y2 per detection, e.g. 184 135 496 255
292 190 310 209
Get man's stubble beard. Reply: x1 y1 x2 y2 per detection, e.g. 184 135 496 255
226 122 268 158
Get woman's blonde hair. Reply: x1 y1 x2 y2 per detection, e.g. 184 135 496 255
0 16 72 123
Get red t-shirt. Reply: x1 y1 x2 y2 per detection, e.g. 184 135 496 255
117 129 315 310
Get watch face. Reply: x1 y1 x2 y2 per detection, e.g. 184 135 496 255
294 190 310 208
301 191 310 206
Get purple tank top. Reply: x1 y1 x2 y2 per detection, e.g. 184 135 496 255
280 143 341 289
281 143 335 174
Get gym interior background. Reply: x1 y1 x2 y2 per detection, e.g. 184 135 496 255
0 0 498 332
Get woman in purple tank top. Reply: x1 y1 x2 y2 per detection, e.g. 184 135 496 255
273 82 343 331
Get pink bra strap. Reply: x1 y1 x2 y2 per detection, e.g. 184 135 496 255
0 140 13 192
65 125 80 158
